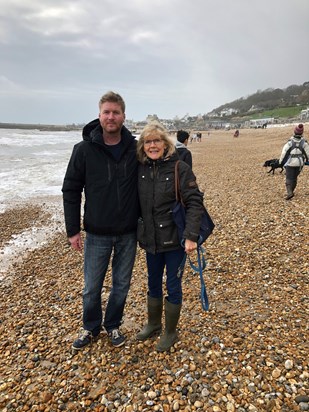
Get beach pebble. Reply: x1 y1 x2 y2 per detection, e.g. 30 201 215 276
284 359 294 369
271 368 281 379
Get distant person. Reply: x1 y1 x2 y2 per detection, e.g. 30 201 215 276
135 123 205 352
175 130 192 168
191 132 197 143
62 91 139 350
234 130 239 138
197 132 202 142
279 123 309 200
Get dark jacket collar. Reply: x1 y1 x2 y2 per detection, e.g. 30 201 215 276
82 118 135 150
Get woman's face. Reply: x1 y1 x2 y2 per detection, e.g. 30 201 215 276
143 134 166 160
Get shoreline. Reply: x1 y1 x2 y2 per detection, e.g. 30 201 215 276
0 196 65 280
0 128 308 411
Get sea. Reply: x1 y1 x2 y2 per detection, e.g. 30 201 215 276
0 128 82 211
0 128 82 278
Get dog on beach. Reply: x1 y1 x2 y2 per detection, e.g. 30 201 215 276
263 158 284 175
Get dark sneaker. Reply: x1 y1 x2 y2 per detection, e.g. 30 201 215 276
108 329 126 347
72 329 98 350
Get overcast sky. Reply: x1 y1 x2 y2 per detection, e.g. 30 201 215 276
1 0 308 125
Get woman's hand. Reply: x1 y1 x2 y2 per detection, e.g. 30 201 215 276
184 239 197 255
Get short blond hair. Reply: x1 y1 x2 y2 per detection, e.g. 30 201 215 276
136 123 175 163
99 91 125 113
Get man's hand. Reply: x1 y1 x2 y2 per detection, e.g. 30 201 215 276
69 233 83 252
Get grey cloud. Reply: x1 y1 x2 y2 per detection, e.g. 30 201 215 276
0 0 308 124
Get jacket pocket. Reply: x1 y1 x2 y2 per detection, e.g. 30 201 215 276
156 219 179 249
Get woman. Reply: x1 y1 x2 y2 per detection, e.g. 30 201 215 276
279 123 309 200
136 123 205 352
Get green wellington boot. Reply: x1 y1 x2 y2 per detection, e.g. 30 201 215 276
156 299 181 352
136 296 163 340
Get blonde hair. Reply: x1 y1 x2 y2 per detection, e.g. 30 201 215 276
136 123 175 163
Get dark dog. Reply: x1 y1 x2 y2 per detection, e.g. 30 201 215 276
263 158 284 175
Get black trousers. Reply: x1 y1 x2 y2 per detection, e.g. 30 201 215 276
285 166 302 190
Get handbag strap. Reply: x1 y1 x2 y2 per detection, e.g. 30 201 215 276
174 160 185 206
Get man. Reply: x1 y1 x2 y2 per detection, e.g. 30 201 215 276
175 130 193 168
62 91 139 350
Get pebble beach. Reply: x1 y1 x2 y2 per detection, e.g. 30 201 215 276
0 127 308 412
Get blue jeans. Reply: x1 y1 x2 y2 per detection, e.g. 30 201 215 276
146 249 185 305
83 232 137 335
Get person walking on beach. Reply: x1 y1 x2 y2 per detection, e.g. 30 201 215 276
62 91 139 350
279 123 309 200
136 123 205 352
175 130 193 168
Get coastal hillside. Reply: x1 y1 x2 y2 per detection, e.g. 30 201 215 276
210 82 309 117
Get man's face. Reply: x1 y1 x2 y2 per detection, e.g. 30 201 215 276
99 102 125 134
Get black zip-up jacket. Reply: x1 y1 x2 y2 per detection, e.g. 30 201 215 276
175 141 193 168
137 153 204 254
62 119 139 237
